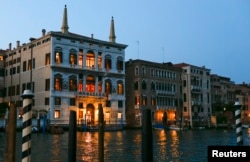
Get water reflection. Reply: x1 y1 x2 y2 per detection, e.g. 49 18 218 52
0 129 248 161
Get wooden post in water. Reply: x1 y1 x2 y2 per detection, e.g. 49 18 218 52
234 102 243 146
98 104 104 162
68 111 76 162
6 103 17 162
141 108 153 162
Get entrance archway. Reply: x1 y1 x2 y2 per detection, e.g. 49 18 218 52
86 104 95 126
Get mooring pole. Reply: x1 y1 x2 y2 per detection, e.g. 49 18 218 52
141 108 153 162
68 111 76 162
234 101 243 146
21 90 34 162
98 104 104 162
6 103 17 162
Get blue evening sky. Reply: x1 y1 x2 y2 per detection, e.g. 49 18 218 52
1 0 250 84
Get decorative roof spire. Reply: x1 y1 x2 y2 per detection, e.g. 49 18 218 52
61 5 69 34
109 16 116 43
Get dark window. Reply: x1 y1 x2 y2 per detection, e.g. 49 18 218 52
105 55 112 71
116 56 123 71
142 80 147 90
23 61 26 72
118 100 123 108
134 81 138 90
55 97 61 105
79 102 83 108
45 97 50 105
70 98 76 106
45 78 50 91
106 100 111 107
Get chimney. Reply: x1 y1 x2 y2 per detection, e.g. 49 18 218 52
9 43 12 51
16 41 20 48
42 29 46 36
91 33 94 38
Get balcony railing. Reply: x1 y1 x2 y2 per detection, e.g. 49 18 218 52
77 91 105 97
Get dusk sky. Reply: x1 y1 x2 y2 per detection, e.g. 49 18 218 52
1 0 250 84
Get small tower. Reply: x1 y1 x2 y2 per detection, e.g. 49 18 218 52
109 17 116 43
61 5 69 34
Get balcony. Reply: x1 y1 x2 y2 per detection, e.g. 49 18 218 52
191 86 201 92
77 91 105 98
156 90 176 96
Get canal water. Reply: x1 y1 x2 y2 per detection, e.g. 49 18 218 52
0 129 249 162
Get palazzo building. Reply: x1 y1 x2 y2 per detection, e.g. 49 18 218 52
125 59 182 128
3 6 127 128
174 63 212 127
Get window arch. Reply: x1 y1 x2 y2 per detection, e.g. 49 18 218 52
86 75 95 92
117 80 124 95
54 74 62 91
116 56 123 71
151 82 155 91
142 80 147 90
69 75 77 91
54 47 63 63
105 79 112 95
69 49 77 66
105 55 112 71
86 50 95 69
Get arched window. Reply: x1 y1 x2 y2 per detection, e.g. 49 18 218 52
86 75 95 92
54 47 63 63
69 49 77 66
116 56 123 71
134 81 139 90
69 75 77 91
151 82 155 91
105 79 112 95
105 55 112 71
117 80 123 95
142 80 147 90
54 74 62 91
86 50 95 69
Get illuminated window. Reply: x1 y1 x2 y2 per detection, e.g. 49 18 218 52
54 74 62 91
86 75 95 92
105 55 111 71
54 47 62 63
78 80 83 92
86 50 95 68
151 96 156 106
54 110 60 118
105 79 112 95
142 96 147 106
98 82 102 93
69 75 77 91
116 56 123 71
45 53 50 65
135 96 140 106
117 80 123 95
78 49 83 67
98 52 102 69
28 59 31 70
